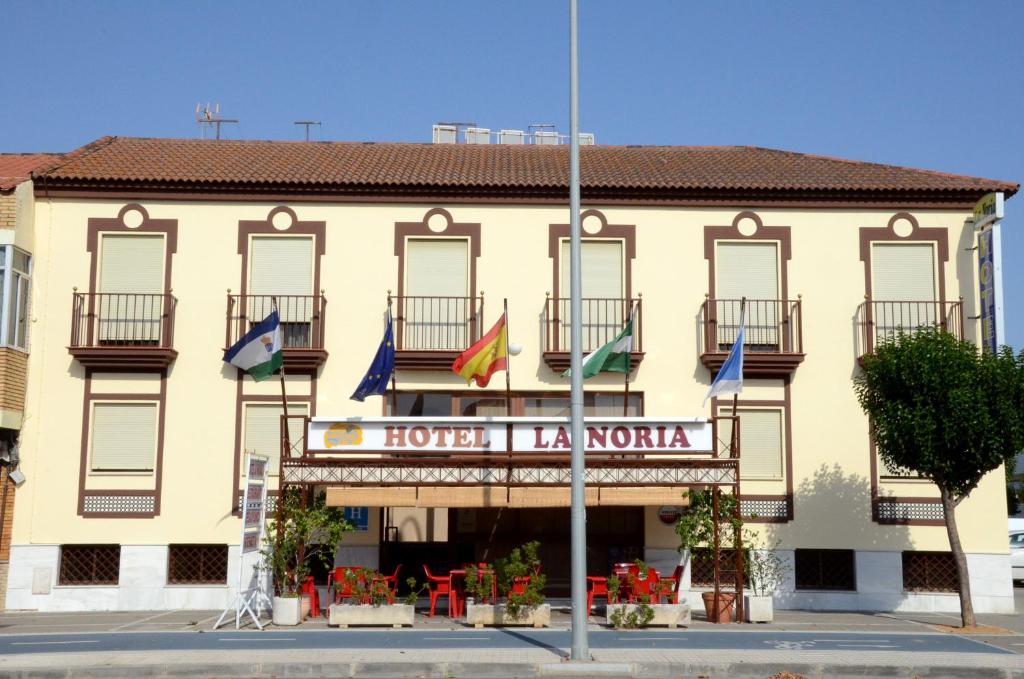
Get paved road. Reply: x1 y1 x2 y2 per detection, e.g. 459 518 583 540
0 629 1010 656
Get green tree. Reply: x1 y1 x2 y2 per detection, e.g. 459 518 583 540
854 328 1024 627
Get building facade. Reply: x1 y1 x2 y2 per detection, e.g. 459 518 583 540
4 136 1018 613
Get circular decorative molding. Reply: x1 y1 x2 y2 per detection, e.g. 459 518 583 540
579 209 609 235
268 206 297 231
118 204 149 229
888 212 918 238
731 211 763 236
423 207 454 233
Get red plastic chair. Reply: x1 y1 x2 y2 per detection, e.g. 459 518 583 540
330 566 366 604
586 576 609 613
301 576 320 618
657 564 684 604
382 564 402 597
423 565 457 617
628 568 659 603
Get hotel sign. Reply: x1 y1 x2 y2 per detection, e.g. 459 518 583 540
307 417 713 454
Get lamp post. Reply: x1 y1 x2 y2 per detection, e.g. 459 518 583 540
567 0 589 661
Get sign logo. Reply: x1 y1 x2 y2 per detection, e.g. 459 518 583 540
325 422 363 448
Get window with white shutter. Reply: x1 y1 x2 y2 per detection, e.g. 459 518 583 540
98 235 165 343
90 402 158 472
716 242 780 350
559 240 625 351
243 403 309 477
405 239 470 349
249 236 314 345
717 408 784 480
871 243 937 339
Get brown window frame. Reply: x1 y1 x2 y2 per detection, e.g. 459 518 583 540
901 551 957 593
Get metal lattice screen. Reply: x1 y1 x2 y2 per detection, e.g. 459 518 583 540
794 549 856 591
689 549 747 587
58 545 121 585
902 551 957 592
168 544 229 584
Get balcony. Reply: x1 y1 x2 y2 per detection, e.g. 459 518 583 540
700 298 804 378
858 299 963 357
391 294 483 370
226 294 327 372
69 292 178 369
542 297 643 373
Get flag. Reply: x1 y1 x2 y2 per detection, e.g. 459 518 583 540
452 313 508 387
563 315 634 379
223 310 283 382
703 306 745 404
350 310 396 402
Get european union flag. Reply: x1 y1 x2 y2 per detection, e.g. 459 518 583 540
350 310 396 402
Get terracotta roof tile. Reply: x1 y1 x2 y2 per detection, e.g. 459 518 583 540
33 137 1018 200
0 153 62 192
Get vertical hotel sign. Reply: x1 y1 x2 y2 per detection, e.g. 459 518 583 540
975 192 1005 354
241 454 269 553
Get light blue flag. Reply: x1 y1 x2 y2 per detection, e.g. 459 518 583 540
704 306 745 405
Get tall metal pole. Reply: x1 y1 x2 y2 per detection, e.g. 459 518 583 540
568 0 589 661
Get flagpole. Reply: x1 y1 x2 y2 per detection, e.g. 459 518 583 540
568 0 589 660
623 301 635 418
388 298 398 415
732 297 745 623
272 297 290 563
504 298 512 417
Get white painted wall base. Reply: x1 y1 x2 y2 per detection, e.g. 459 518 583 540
672 549 1015 614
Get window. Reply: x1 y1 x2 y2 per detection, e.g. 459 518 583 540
59 545 120 585
716 242 779 349
98 234 165 343
902 551 956 592
386 391 642 417
167 545 228 584
404 238 470 350
559 240 625 351
90 403 158 472
690 549 747 587
0 246 31 349
243 402 309 475
523 393 642 417
249 236 314 347
794 549 855 590
871 243 937 339
716 408 784 480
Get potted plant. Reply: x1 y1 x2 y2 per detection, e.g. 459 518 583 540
328 568 417 627
263 488 352 626
605 560 691 629
674 489 749 623
745 545 788 623
466 541 551 627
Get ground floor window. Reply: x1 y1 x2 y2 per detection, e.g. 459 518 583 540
167 544 229 585
794 549 855 591
58 544 120 585
689 548 747 587
901 551 957 592
387 391 642 417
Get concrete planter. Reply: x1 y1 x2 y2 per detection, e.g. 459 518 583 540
272 596 302 626
466 603 551 628
328 603 415 628
744 594 774 623
605 603 691 628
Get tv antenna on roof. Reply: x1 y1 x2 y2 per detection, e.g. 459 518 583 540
293 121 322 141
195 103 239 140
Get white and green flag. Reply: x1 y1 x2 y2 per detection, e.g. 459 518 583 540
563 315 634 379
223 310 283 381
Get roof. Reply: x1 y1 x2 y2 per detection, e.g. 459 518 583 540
0 153 62 192
32 136 1018 204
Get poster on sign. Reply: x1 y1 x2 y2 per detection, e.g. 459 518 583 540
241 454 269 553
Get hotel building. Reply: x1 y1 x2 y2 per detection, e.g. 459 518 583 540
3 134 1017 613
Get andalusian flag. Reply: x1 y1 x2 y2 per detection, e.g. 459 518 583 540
563 315 634 379
223 310 283 381
452 313 508 387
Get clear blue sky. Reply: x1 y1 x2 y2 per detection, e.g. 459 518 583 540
3 0 1021 349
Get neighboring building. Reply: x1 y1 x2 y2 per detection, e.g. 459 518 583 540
0 153 60 607
5 135 1018 613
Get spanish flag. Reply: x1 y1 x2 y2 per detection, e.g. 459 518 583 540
452 313 508 387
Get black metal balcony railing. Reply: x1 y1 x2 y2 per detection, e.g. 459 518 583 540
226 294 326 350
70 292 176 348
390 294 483 351
544 297 642 354
859 299 963 355
702 298 802 355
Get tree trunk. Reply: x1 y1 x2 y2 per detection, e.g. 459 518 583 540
940 486 975 628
